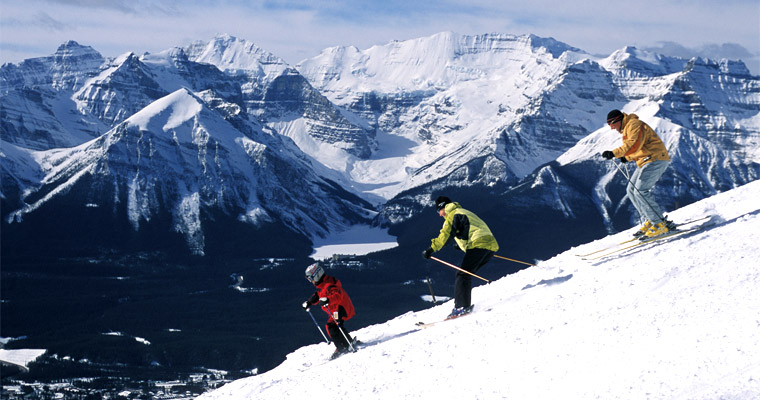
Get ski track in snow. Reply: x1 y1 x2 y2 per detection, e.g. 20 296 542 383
198 180 760 400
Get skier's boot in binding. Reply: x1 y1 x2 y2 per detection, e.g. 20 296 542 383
330 346 350 360
445 305 474 320
641 221 669 240
330 337 361 359
633 221 652 238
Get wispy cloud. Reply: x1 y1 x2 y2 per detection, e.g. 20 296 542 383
33 11 71 31
646 42 754 60
43 0 138 13
41 0 183 15
1 0 758 74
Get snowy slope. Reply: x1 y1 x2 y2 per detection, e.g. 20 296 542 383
198 180 760 400
295 32 595 198
183 33 289 79
0 349 47 372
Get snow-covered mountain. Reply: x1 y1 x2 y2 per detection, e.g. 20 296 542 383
0 41 108 150
2 87 373 256
1 35 379 257
1 32 758 258
296 32 758 225
197 180 760 400
296 32 596 198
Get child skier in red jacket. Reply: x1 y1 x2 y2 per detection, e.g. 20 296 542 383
302 263 357 357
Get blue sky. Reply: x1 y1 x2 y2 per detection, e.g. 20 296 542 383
1 0 759 74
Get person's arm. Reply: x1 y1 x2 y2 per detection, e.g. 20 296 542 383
430 217 455 252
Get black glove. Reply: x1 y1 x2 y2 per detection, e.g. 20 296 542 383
308 292 319 304
422 248 434 259
317 297 329 307
601 151 614 160
303 292 319 310
619 157 628 163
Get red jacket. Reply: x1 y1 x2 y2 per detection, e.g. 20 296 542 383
314 275 355 322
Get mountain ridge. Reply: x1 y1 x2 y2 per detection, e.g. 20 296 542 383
2 31 758 259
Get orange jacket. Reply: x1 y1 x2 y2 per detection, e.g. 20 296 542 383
612 113 670 167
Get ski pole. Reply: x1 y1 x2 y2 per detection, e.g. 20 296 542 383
610 158 665 222
306 308 330 344
613 156 632 181
426 276 437 304
430 256 491 283
323 305 356 353
494 254 536 267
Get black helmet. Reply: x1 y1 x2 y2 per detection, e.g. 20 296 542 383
305 263 325 284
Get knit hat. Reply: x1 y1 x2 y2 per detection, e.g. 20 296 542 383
435 196 451 212
606 109 624 124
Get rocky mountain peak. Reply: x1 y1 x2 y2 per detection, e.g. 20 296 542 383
1 31 757 259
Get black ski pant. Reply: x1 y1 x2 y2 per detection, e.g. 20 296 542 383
454 248 494 309
326 306 353 351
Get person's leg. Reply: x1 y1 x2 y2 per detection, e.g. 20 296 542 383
627 166 647 222
454 249 495 309
631 160 669 224
453 272 471 309
327 321 350 351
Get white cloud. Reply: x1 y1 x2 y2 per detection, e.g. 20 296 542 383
1 0 758 74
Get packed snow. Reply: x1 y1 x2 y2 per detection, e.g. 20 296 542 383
0 349 47 372
198 180 760 400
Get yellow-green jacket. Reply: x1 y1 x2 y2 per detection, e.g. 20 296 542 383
430 202 499 253
612 113 670 168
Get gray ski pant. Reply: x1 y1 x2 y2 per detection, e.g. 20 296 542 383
626 159 669 225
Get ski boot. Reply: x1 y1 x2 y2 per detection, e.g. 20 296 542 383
445 305 474 320
330 347 350 360
633 221 652 238
641 221 669 240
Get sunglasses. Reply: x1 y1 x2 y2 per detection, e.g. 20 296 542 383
607 116 622 126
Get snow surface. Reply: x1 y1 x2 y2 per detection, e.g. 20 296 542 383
292 32 597 199
199 180 760 400
0 349 46 371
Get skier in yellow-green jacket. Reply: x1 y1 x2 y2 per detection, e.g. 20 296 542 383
422 196 498 319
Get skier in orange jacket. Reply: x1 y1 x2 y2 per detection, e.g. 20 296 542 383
601 110 673 239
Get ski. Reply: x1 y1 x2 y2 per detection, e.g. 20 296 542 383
575 237 639 258
582 221 714 261
415 312 472 328
328 339 363 360
298 339 362 371
415 305 488 328
575 215 714 258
